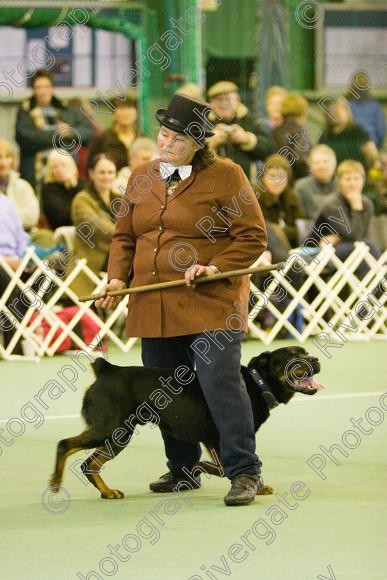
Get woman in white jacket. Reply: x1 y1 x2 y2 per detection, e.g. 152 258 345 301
0 139 39 231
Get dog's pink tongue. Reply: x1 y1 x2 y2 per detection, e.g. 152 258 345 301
299 377 325 391
309 376 325 390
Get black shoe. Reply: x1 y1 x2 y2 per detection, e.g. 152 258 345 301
224 474 262 506
149 471 201 493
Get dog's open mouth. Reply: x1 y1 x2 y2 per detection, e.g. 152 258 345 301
293 375 325 395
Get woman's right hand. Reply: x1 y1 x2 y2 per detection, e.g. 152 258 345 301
95 278 127 309
4 255 22 271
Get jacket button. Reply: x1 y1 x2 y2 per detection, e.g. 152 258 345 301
160 204 165 209
152 271 156 276
159 225 164 231
153 248 157 253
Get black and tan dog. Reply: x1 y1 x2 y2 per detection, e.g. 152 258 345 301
49 346 323 499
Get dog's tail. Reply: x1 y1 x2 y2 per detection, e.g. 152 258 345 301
91 357 114 377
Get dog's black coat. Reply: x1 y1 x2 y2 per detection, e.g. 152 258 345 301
50 346 321 498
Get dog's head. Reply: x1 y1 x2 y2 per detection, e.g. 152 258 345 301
248 346 324 404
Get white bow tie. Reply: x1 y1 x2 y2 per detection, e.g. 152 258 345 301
160 162 192 181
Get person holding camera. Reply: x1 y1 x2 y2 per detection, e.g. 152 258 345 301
15 69 93 188
207 81 274 181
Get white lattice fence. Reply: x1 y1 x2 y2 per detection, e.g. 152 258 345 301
248 242 386 344
0 242 386 360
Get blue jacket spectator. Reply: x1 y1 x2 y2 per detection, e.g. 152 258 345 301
349 99 385 150
346 72 385 149
0 193 30 260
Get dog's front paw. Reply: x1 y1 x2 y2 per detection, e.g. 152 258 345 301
101 489 125 499
255 476 274 495
257 485 274 495
49 474 61 490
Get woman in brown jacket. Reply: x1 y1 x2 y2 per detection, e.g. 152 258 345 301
96 94 268 506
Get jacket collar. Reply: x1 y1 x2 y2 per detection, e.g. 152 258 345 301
159 162 193 181
150 160 196 203
23 94 65 112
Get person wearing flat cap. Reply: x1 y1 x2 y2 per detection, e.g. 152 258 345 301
96 93 268 506
207 81 274 181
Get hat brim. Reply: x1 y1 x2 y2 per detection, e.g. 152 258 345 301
155 108 215 138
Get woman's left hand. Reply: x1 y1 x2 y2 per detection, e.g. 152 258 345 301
184 264 218 287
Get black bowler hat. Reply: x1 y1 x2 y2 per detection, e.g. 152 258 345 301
155 93 215 138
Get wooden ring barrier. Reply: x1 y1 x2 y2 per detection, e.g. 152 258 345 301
0 243 385 360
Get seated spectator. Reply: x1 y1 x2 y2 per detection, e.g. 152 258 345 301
294 145 337 219
15 69 93 189
263 85 288 130
113 137 158 195
0 194 30 353
311 160 380 275
319 100 379 171
255 154 305 261
366 152 387 251
346 72 385 149
272 93 311 181
206 81 274 180
41 150 84 230
0 192 30 268
0 193 64 353
0 138 39 231
70 154 121 297
87 96 138 172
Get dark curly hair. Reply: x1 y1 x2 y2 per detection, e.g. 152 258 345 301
192 142 217 171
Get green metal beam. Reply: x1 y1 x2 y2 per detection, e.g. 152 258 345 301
0 5 150 132
283 0 314 90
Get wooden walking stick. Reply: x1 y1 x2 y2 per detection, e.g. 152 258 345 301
78 262 284 303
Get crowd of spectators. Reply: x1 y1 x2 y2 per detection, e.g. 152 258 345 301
0 67 386 349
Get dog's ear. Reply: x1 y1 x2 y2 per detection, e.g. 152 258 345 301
91 357 111 377
248 351 271 372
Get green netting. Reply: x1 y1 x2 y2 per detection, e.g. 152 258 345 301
202 0 257 59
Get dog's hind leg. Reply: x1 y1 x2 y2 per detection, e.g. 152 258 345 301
81 440 127 499
49 431 103 490
197 444 225 477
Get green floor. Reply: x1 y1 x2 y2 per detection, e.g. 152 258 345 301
0 339 386 580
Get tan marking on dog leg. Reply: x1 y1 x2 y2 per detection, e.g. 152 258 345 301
82 445 124 499
50 434 91 489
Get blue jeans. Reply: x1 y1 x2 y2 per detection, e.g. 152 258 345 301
141 330 262 480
